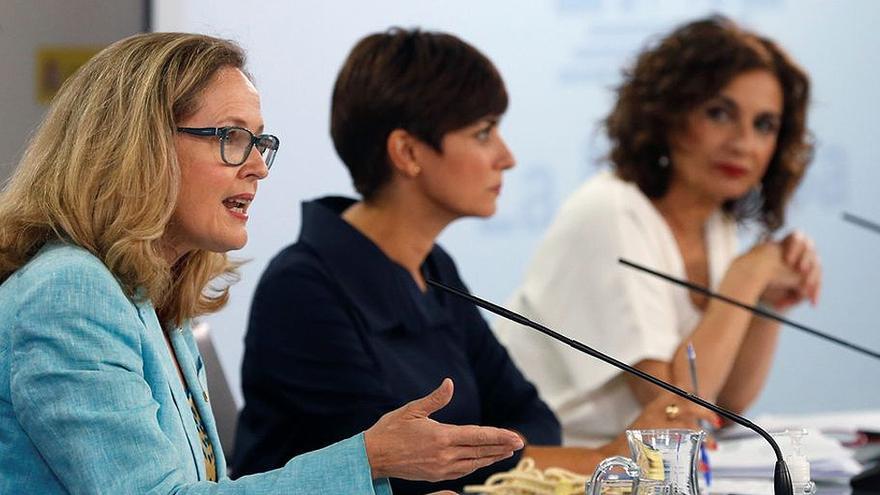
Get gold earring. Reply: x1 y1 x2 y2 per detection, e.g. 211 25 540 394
411 165 421 177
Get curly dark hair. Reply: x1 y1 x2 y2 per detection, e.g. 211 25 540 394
604 15 812 231
331 27 508 201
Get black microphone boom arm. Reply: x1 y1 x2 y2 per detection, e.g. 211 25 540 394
426 278 793 495
618 258 880 361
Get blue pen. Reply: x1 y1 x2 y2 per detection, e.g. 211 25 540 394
687 343 712 487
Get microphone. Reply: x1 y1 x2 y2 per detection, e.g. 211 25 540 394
618 257 880 492
842 211 880 236
425 278 793 495
618 258 880 361
839 213 880 492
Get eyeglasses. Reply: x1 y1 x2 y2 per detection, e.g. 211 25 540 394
176 126 280 169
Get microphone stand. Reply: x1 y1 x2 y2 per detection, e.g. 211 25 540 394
618 257 880 491
843 212 880 236
838 212 880 492
426 278 793 495
618 258 880 361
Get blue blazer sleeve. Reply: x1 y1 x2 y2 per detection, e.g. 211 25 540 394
5 245 390 495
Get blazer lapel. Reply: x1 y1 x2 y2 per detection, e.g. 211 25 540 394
135 301 205 480
170 325 227 478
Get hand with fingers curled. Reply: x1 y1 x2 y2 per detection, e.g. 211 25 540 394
778 230 822 307
364 378 525 483
629 395 720 432
599 395 721 456
736 231 822 312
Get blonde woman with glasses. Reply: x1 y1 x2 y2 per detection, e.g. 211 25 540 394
0 32 522 494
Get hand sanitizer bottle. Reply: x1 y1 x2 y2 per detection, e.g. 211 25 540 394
785 429 816 495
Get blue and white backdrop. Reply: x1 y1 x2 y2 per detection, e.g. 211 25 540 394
155 0 880 415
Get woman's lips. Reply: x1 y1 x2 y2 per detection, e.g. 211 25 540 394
226 208 248 221
716 163 748 178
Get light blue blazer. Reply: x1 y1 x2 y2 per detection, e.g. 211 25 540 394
0 243 392 494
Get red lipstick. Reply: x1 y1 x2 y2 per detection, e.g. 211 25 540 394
716 163 748 179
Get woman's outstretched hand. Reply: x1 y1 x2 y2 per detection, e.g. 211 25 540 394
364 378 525 482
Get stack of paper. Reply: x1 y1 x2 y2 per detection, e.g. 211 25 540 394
756 410 880 444
720 410 880 443
708 478 853 495
709 428 862 481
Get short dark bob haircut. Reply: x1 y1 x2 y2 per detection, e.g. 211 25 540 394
605 15 812 232
331 27 508 201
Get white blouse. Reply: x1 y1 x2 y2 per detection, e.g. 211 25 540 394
494 170 738 447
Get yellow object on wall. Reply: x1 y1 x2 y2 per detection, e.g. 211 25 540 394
35 46 101 104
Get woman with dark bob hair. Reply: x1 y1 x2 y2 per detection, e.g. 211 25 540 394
496 16 822 447
234 27 712 493
0 32 527 494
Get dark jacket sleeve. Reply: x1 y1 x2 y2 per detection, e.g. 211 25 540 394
233 247 395 476
435 248 562 447
467 302 562 445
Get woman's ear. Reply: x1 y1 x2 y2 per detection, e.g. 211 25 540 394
386 129 422 178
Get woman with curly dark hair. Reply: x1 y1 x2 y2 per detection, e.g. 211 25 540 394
496 16 822 446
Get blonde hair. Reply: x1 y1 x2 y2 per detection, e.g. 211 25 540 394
0 32 248 327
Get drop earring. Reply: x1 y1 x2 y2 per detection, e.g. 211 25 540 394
658 155 670 168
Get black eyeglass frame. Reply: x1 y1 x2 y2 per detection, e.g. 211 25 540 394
176 126 280 168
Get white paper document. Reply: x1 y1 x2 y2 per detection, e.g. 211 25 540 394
710 429 862 481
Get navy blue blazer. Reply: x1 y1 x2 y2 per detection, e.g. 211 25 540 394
234 197 561 494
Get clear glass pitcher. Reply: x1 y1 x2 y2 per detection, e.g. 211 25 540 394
586 429 705 495
586 455 670 495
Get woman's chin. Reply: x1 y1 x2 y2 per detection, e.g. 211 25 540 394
469 208 496 220
709 184 756 204
213 233 248 253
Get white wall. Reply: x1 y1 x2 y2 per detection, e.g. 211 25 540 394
0 0 144 182
154 0 880 416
